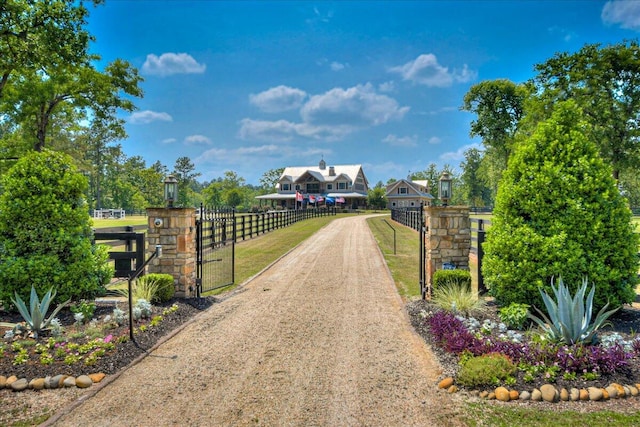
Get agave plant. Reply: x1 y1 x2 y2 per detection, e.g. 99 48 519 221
528 277 618 345
10 286 69 339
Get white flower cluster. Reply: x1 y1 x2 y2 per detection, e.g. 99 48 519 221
599 331 640 352
456 315 524 343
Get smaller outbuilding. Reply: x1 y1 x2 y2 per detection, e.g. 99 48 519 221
385 179 434 209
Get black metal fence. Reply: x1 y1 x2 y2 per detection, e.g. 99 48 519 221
390 207 422 231
235 207 336 241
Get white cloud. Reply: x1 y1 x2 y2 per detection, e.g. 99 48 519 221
142 53 206 76
249 86 308 113
378 81 396 93
184 134 212 145
129 110 173 124
382 134 418 147
162 138 177 144
238 119 300 142
440 142 483 162
389 54 476 87
428 136 441 145
548 26 576 42
330 61 346 71
602 1 640 30
240 83 408 142
236 145 280 155
300 83 409 127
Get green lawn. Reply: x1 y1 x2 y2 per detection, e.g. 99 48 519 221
92 215 148 229
366 214 421 299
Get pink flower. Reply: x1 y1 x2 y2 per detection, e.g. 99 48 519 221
104 334 113 343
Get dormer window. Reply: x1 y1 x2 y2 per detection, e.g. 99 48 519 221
398 187 408 194
281 183 291 191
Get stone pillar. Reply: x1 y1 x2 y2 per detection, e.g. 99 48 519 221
146 207 197 298
424 206 471 296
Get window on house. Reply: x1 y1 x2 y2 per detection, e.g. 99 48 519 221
392 202 396 207
307 183 320 192
398 187 408 194
281 183 290 191
338 182 347 190
295 185 300 191
327 184 333 190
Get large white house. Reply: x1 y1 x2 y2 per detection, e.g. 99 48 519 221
256 159 370 209
385 178 434 209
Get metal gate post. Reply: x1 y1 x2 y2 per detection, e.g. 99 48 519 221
419 202 426 300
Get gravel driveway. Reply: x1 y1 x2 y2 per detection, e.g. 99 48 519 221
48 215 463 426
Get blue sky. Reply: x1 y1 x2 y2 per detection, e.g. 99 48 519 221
87 1 640 186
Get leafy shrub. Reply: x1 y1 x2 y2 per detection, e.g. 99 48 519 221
70 300 97 324
457 353 516 388
498 303 530 330
432 269 471 292
528 277 618 345
0 150 113 306
113 274 173 304
432 283 487 317
482 101 639 312
142 274 175 303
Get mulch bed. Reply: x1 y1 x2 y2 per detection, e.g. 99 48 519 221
406 298 640 392
0 297 216 381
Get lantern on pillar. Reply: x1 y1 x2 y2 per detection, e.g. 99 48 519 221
164 175 178 208
438 172 452 207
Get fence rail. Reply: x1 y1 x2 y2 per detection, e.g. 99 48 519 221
234 208 336 241
93 226 145 278
390 207 422 231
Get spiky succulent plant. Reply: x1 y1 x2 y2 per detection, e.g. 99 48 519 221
528 277 618 345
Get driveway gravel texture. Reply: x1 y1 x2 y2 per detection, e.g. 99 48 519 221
47 215 464 426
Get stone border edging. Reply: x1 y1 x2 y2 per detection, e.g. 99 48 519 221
437 377 640 403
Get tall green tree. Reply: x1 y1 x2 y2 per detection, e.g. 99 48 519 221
0 0 100 98
482 101 638 312
2 60 142 151
259 167 284 193
461 79 529 194
459 147 492 207
173 156 201 207
410 163 440 196
534 41 640 179
367 186 387 209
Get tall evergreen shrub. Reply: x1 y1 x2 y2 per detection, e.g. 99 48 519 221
0 150 113 306
482 101 638 312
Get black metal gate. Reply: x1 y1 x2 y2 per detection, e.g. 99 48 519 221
419 203 427 299
195 205 236 297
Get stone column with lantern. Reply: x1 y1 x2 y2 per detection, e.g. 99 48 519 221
423 172 471 298
145 175 197 297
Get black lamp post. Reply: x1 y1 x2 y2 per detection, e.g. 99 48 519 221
439 172 452 207
164 175 178 208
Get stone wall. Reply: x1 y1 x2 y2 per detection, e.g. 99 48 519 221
424 206 470 296
145 208 197 298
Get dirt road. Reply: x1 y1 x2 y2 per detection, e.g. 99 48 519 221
49 215 463 426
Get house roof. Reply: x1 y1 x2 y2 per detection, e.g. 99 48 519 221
280 164 368 186
385 178 434 199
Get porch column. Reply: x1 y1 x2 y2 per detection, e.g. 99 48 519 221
145 207 197 297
